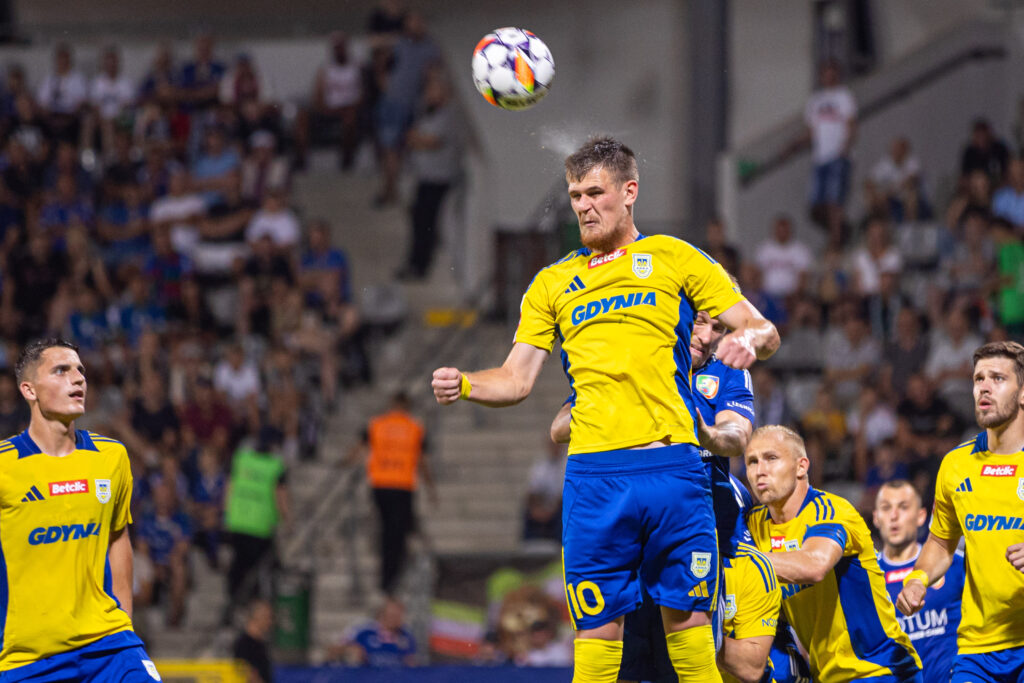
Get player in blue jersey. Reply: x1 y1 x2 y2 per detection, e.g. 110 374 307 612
874 479 963 683
552 309 766 683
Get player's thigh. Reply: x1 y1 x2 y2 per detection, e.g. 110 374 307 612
561 467 643 630
80 646 161 682
951 646 1024 683
637 453 717 613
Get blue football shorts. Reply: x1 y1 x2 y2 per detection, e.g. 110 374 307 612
561 442 718 630
0 644 160 683
952 644 1024 683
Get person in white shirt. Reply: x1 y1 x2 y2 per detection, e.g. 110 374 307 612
150 168 207 256
245 189 301 250
36 43 89 144
851 217 902 296
865 137 930 224
754 214 813 298
87 47 135 154
804 59 857 246
295 32 363 171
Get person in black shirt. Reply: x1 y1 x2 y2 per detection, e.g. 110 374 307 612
961 118 1010 185
233 598 274 683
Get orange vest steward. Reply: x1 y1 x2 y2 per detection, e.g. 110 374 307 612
367 410 425 490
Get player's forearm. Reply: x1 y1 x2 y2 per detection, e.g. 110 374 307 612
108 528 134 619
463 366 534 406
768 549 831 584
700 416 751 458
913 533 957 583
738 317 780 361
550 402 571 444
718 637 770 683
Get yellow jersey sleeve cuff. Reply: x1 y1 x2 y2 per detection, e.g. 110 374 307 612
903 569 929 588
459 374 472 400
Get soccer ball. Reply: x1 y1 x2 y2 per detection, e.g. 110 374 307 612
471 27 555 110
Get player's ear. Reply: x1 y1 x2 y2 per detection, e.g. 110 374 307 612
916 507 927 527
622 179 638 207
18 380 35 403
796 455 809 480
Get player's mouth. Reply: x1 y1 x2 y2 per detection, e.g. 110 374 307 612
978 398 992 409
68 390 85 401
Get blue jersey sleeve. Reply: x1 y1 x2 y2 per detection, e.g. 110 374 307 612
717 367 755 423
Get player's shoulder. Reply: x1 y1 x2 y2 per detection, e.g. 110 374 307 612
944 432 985 461
748 503 770 527
803 487 858 524
0 434 19 460
525 248 591 291
735 542 779 592
643 234 718 262
82 430 127 456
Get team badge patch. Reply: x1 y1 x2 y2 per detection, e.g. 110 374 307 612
695 375 720 399
95 479 111 504
785 540 800 551
142 660 161 680
632 253 653 279
724 594 736 621
691 551 712 579
1018 478 1024 502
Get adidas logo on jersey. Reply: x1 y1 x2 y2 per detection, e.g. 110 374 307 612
955 478 973 493
21 485 45 502
981 465 1017 477
563 276 586 294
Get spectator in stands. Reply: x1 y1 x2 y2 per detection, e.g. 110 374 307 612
87 46 135 154
150 167 207 257
754 213 812 299
368 0 407 37
859 438 910 514
864 136 929 224
374 11 440 206
848 382 898 452
865 265 909 342
397 73 460 280
991 217 1024 333
702 217 740 276
138 43 178 108
238 234 294 337
191 125 241 205
241 130 289 204
129 370 180 461
0 372 28 436
751 366 793 429
897 372 959 439
330 598 417 667
803 58 857 246
39 172 94 240
233 598 275 683
960 118 1009 186
145 226 194 307
824 307 880 408
301 31 363 171
223 437 290 624
354 392 435 594
850 217 902 297
245 189 301 250
219 52 272 111
181 375 234 446
36 43 88 144
946 168 993 231
189 444 227 567
522 440 566 543
98 181 151 268
214 342 261 411
992 156 1024 229
737 261 786 326
942 208 994 298
179 33 226 111
883 309 928 397
136 481 191 627
925 307 982 420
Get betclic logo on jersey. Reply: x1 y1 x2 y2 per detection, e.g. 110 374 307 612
588 248 625 269
981 465 1017 477
885 567 913 584
771 536 786 551
49 479 89 496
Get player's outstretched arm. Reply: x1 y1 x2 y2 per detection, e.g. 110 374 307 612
697 409 752 458
719 635 773 683
715 300 780 369
550 401 571 444
766 536 842 585
896 532 958 616
432 342 548 407
108 526 134 619
1008 542 1024 574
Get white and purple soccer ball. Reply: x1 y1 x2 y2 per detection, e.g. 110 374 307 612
471 27 555 110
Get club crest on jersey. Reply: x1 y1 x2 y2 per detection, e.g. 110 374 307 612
95 479 111 504
691 552 711 578
695 375 719 399
632 253 653 279
1019 478 1024 501
724 594 736 621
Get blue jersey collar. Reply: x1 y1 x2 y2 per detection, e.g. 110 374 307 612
14 428 95 458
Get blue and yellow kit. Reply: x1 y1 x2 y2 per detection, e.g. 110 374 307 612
930 432 1024 657
515 234 743 455
721 542 781 683
0 429 141 675
748 487 921 682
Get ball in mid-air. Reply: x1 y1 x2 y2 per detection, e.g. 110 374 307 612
472 27 554 110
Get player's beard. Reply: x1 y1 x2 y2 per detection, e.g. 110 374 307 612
976 394 1021 429
579 215 629 253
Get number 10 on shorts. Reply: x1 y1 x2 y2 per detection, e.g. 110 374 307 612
566 581 606 620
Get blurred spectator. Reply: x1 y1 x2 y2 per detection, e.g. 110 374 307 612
354 392 435 594
87 46 135 153
824 308 880 407
751 366 793 428
702 218 740 275
299 32 363 171
523 440 566 543
0 373 28 436
858 439 910 513
145 226 194 307
897 373 959 438
129 371 180 461
138 43 178 107
374 12 440 206
191 125 240 204
942 209 994 297
245 189 300 250
848 383 897 451
97 182 151 268
882 309 929 397
864 136 930 224
737 262 786 327
223 439 290 623
214 342 261 410
136 482 191 627
368 0 407 37
960 118 1009 185
330 598 416 667
925 308 983 419
754 214 812 299
238 234 294 337
219 53 272 111
397 74 460 280
179 34 226 111
241 131 289 204
189 445 227 567
946 169 992 230
181 376 233 446
992 157 1024 229
804 59 857 245
39 172 94 239
36 43 88 143
866 266 909 342
150 167 207 257
232 598 275 683
850 218 902 297
992 218 1024 334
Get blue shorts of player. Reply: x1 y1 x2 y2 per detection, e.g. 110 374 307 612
0 633 158 683
562 443 717 630
952 645 1024 683
856 673 923 683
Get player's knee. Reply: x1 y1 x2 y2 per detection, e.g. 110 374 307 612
660 606 710 633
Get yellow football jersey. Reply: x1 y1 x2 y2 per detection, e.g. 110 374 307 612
930 431 1024 654
748 488 921 682
0 429 138 670
514 234 743 454
721 542 781 683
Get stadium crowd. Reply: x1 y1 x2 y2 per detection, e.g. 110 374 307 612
0 5 446 635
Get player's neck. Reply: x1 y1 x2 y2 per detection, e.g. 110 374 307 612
770 480 809 524
27 415 77 457
882 541 920 565
589 224 639 255
986 412 1024 454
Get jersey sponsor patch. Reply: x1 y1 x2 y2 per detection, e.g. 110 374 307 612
28 522 101 545
981 464 1017 476
632 253 653 278
95 479 111 503
695 374 720 399
964 513 1024 530
691 551 712 578
771 535 786 550
588 248 625 269
569 291 656 325
885 567 912 584
49 479 88 496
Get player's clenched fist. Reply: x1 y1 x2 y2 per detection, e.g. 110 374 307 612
896 581 926 616
716 331 757 369
1007 542 1024 573
432 367 464 405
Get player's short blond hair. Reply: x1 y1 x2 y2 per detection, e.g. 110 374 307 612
750 425 807 460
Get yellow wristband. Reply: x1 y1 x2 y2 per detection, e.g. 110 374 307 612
459 374 472 400
903 569 929 588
